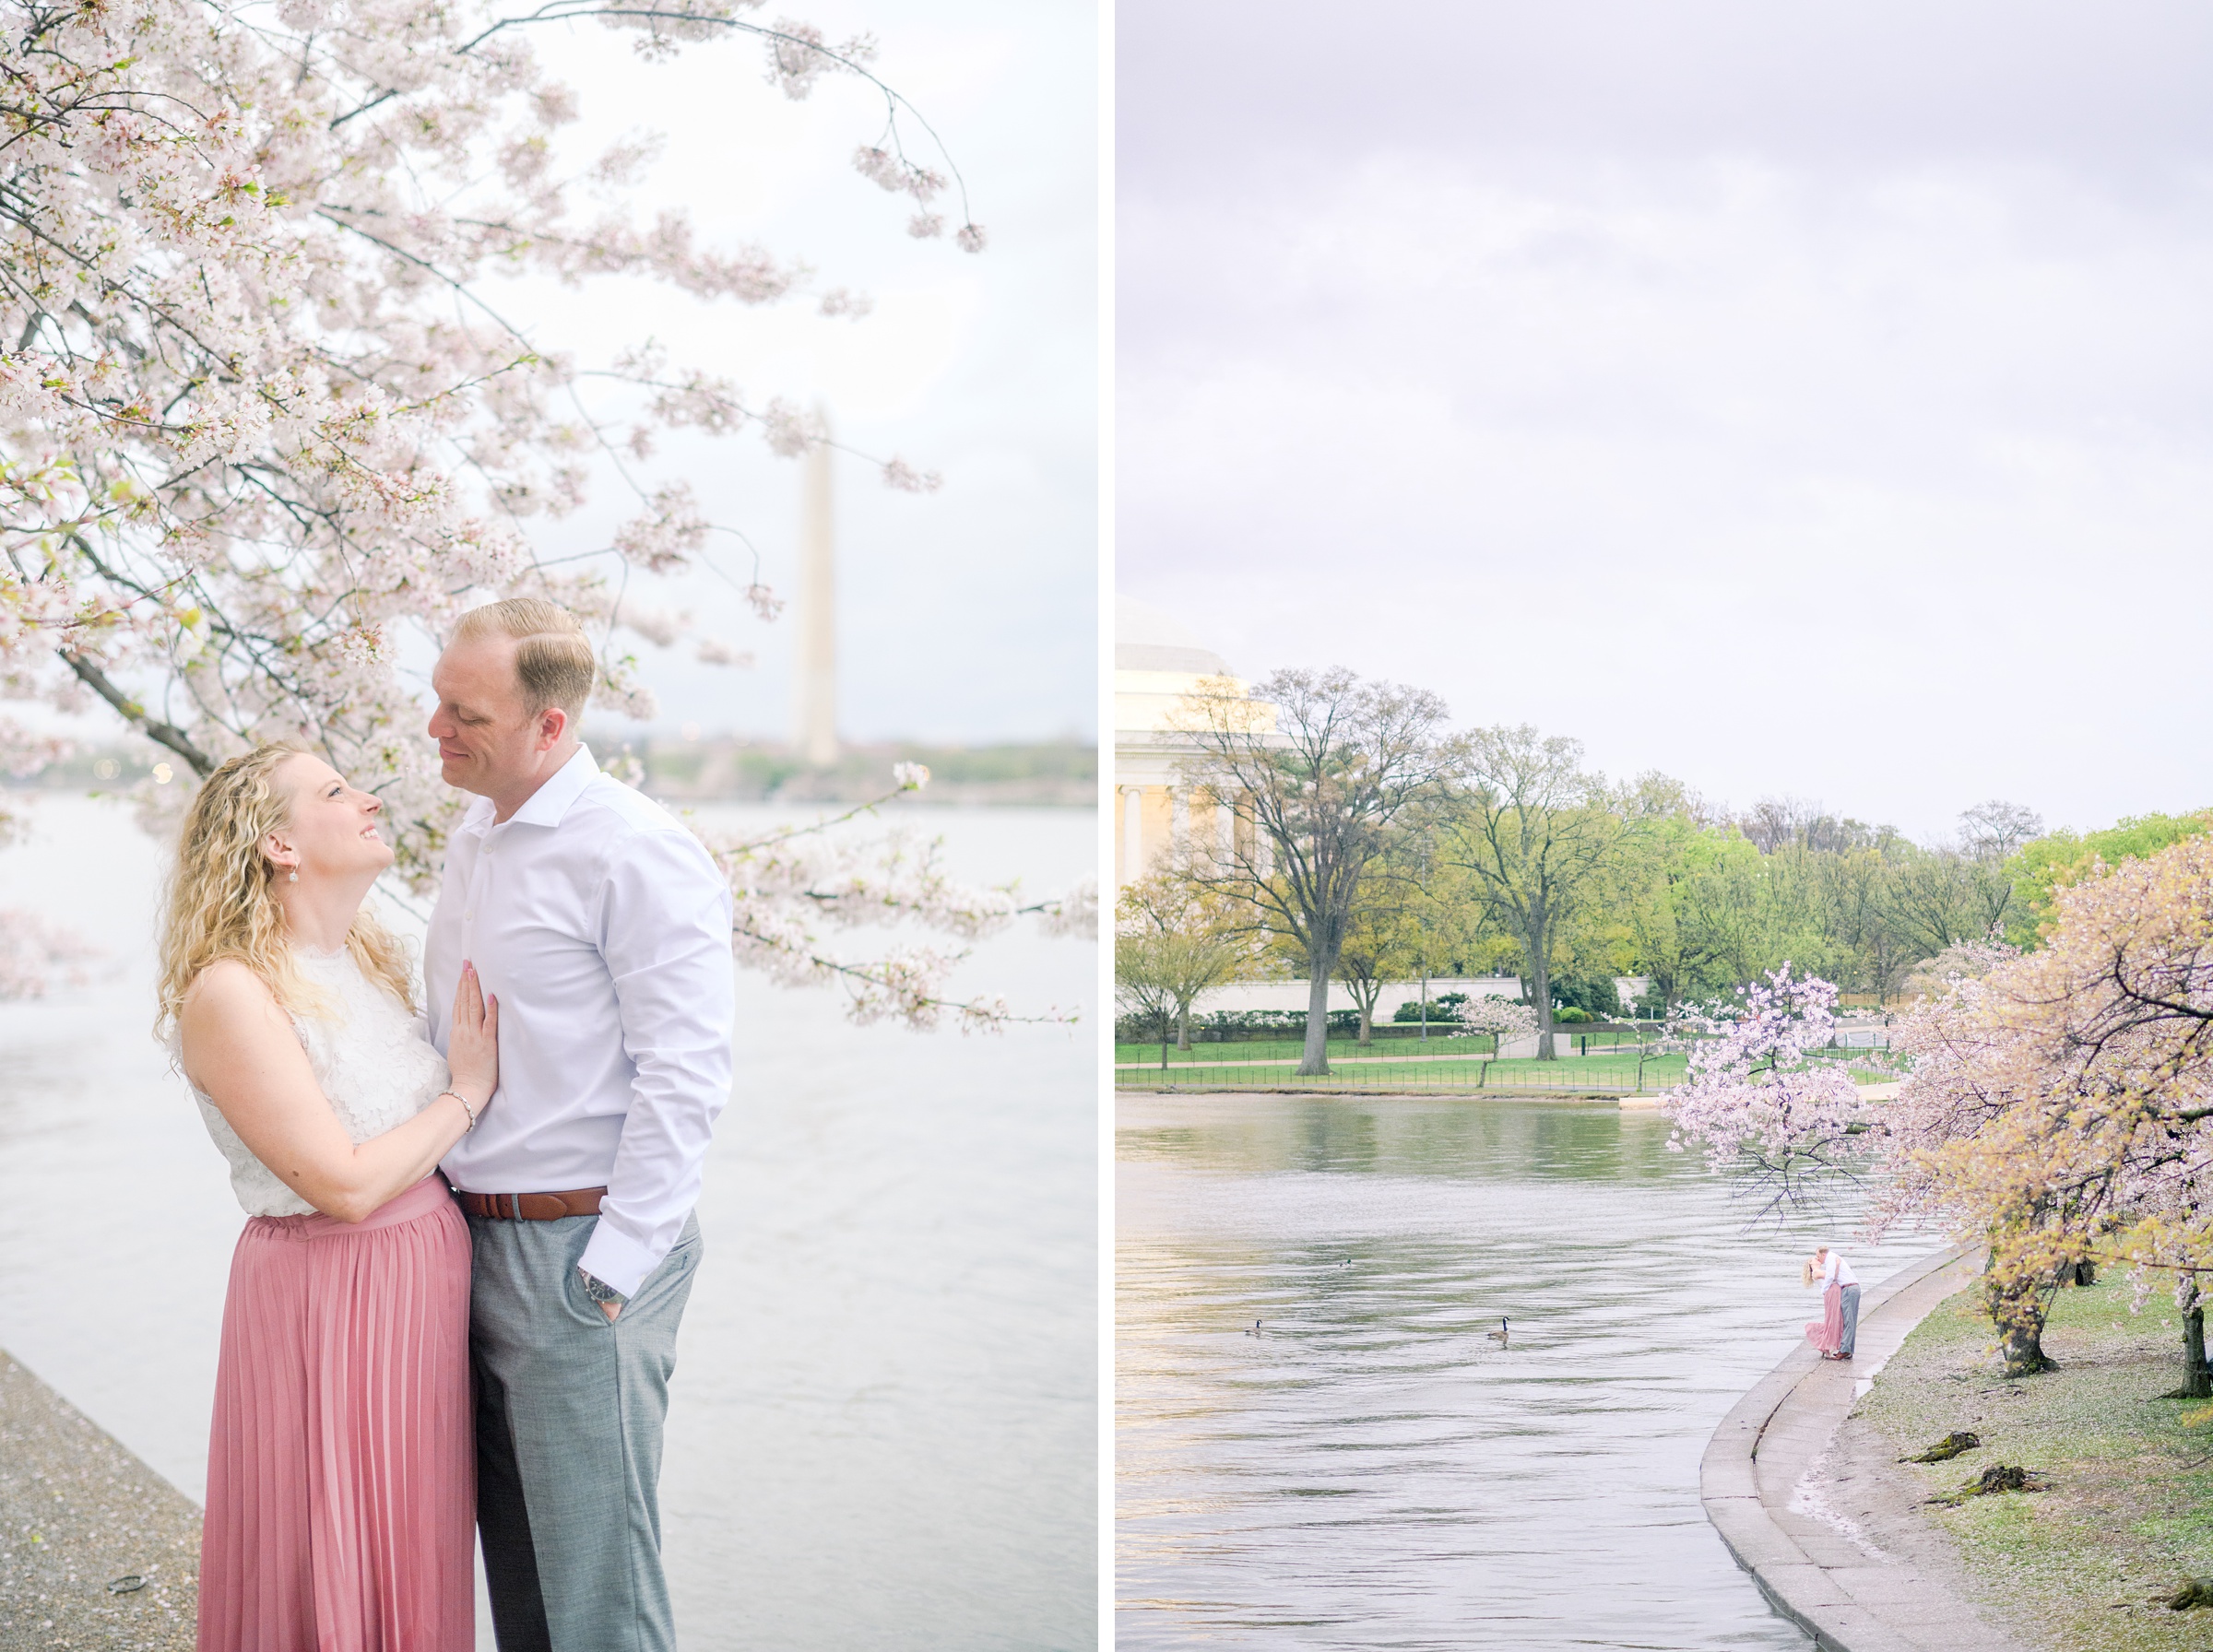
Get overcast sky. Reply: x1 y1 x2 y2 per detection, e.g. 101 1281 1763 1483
503 0 1094 747
1116 1 2213 842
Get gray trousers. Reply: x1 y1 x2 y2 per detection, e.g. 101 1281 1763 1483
467 1210 702 1652
1838 1282 1862 1357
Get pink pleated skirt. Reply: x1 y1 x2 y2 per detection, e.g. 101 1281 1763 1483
1805 1280 1844 1355
199 1175 474 1652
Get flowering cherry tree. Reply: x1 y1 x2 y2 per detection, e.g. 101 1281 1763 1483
1451 994 1537 1043
1876 845 2213 1374
1662 966 1872 1221
0 0 1086 1023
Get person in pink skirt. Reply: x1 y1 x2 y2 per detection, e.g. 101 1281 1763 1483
160 742 503 1650
1803 1244 1860 1360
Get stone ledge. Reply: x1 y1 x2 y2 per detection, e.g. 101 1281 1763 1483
1698 1244 2028 1652
0 1351 199 1651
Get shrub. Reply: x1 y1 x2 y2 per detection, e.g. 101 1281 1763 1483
1392 992 1467 1023
1551 974 1624 1019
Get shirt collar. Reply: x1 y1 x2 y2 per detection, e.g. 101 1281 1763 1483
500 744 601 832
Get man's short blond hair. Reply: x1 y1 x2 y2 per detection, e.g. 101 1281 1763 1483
452 597 596 719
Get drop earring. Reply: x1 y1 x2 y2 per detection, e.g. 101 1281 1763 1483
288 867 300 883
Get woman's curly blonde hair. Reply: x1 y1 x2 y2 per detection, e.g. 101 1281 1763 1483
157 744 415 1035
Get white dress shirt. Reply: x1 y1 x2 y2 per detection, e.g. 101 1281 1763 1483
1821 1251 1859 1289
427 746 734 1298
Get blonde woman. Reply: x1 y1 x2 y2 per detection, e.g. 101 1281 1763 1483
161 744 499 1649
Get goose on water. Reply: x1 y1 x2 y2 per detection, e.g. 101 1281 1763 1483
1246 1319 1263 1336
1486 1317 1509 1346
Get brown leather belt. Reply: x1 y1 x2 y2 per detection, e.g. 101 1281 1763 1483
456 1187 608 1221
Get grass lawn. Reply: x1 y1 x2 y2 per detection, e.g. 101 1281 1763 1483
1114 1049 1693 1092
1856 1272 2213 1649
1112 1045 1893 1094
1110 1032 1660 1066
1115 1035 1496 1065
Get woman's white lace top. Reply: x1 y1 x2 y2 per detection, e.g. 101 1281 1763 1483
181 947 451 1218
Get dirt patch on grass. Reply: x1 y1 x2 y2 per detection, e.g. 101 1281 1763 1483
1845 1274 2213 1652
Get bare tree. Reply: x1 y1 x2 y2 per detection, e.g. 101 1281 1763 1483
1959 800 2044 863
1439 726 1648 1059
1889 801 2043 958
1734 796 1883 856
1175 668 1450 1076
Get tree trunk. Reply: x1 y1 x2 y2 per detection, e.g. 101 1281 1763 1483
1531 949 1556 1061
1299 959 1331 1076
1982 1257 2053 1377
1176 1003 1191 1052
1356 1000 1372 1045
1996 1317 2052 1378
2183 1280 2211 1398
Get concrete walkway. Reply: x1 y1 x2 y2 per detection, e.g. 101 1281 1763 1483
0 1351 198 1649
1700 1245 2028 1652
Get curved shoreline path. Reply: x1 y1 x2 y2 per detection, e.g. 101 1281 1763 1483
1700 1245 2025 1652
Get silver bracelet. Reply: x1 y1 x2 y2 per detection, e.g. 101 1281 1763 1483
439 1089 481 1130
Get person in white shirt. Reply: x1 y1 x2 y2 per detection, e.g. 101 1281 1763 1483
1808 1245 1861 1360
422 597 734 1652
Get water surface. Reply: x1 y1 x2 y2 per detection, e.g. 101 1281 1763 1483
1117 1092 1933 1649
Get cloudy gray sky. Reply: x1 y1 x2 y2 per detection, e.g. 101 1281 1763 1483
506 0 1094 746
1117 1 2213 842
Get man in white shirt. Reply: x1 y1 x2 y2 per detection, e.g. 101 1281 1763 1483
422 597 734 1652
1815 1245 1862 1360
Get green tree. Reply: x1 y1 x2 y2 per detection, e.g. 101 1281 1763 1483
1333 895 1424 1045
2005 809 2213 946
1115 875 1249 1058
1438 726 1651 1059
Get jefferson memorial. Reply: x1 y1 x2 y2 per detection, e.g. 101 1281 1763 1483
1112 596 1272 886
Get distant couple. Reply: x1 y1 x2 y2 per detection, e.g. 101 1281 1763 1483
159 598 736 1650
1803 1245 1861 1361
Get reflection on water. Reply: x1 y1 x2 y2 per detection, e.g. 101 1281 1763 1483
1117 1093 1934 1650
0 794 1095 1652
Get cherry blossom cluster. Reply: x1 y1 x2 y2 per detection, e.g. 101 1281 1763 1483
0 906 93 998
1660 965 1872 1214
1450 996 1537 1040
0 0 1039 1026
699 774 1095 1030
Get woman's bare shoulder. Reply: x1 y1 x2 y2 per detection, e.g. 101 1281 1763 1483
180 959 283 1027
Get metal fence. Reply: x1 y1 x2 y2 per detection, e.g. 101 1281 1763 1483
1111 1041 1894 1097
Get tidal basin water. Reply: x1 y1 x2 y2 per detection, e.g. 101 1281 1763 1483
0 792 1095 1651
1117 1092 1935 1649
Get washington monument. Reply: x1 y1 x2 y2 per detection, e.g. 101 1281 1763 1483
795 410 837 767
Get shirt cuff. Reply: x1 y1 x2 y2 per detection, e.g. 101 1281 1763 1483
577 1220 658 1300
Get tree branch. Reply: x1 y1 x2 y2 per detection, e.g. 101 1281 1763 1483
63 653 214 777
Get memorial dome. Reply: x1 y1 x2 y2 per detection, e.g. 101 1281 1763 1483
1116 596 1232 677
